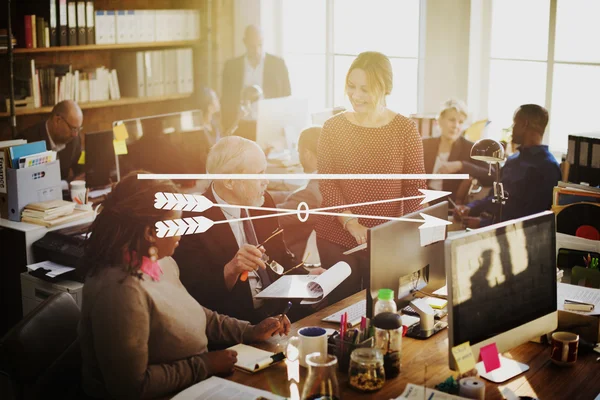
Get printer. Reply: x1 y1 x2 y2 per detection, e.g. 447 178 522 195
32 222 92 282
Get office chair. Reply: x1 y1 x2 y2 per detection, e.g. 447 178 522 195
571 266 600 289
0 292 84 400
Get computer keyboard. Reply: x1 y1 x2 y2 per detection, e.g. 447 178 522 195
322 299 366 326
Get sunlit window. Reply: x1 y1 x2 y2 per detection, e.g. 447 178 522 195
277 0 422 115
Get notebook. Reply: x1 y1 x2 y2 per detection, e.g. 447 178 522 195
226 343 285 373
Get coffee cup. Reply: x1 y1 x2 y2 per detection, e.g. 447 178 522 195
287 327 328 368
550 331 578 366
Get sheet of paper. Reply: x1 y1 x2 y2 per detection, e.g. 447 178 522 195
557 282 600 316
254 275 319 299
395 383 470 399
479 343 501 373
420 224 447 247
27 260 75 277
171 376 285 400
227 344 275 373
301 261 351 304
343 242 367 255
451 342 476 374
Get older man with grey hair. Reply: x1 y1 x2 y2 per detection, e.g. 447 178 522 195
175 136 316 324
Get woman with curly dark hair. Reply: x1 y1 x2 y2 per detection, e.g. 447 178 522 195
78 171 290 399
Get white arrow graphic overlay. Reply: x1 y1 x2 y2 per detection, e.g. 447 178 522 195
154 192 213 212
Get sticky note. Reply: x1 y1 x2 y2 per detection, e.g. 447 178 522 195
425 297 448 309
113 122 129 141
78 151 85 165
479 343 501 373
451 341 476 374
113 140 128 155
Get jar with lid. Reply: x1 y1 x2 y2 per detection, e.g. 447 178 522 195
348 348 385 392
374 288 397 316
301 353 340 400
372 312 402 378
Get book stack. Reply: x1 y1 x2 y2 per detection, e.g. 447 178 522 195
21 199 92 227
0 29 17 50
15 58 120 108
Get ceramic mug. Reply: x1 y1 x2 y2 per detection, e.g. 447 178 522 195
550 331 579 366
70 180 87 205
287 327 328 368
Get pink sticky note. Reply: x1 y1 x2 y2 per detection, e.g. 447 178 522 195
479 343 501 373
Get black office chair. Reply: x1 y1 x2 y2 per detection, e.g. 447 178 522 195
0 292 84 400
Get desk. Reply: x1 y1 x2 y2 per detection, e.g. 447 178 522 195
229 291 600 399
0 216 94 335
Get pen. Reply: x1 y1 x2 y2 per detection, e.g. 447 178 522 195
447 197 457 209
280 301 292 322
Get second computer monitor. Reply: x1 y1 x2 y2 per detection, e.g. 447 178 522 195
84 130 119 188
256 96 310 153
369 201 449 305
445 211 557 377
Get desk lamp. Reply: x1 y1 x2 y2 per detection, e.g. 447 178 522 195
470 138 507 222
225 85 263 136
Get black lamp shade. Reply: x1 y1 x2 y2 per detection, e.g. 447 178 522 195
470 138 505 162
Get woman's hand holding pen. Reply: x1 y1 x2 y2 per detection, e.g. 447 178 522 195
250 315 291 342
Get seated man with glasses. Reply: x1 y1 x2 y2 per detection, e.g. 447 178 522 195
18 100 83 181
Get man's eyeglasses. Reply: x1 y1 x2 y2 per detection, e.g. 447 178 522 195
58 115 83 134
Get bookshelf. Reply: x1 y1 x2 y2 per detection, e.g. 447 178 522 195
0 0 235 140
1 40 200 54
0 93 192 117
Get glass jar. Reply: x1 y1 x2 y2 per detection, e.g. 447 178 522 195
374 288 397 316
301 353 340 400
348 348 385 392
373 312 402 379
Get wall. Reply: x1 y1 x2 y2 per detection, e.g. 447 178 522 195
423 0 471 116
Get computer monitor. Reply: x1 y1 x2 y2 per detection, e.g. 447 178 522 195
445 211 557 382
115 110 212 178
256 96 310 153
369 201 449 311
84 130 119 188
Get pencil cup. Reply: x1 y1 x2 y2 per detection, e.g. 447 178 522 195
328 334 374 373
70 180 87 205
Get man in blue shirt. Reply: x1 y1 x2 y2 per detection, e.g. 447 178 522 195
455 104 561 227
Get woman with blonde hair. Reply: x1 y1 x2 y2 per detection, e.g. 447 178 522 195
423 99 493 202
315 51 426 304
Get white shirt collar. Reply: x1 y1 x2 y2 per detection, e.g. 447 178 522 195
45 120 66 152
212 184 241 219
245 53 265 70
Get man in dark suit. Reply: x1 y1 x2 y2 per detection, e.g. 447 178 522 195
277 127 322 259
174 136 324 324
221 25 291 137
17 100 83 181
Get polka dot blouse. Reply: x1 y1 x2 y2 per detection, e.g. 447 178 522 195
315 112 427 250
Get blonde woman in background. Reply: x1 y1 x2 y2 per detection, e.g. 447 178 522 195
423 99 494 202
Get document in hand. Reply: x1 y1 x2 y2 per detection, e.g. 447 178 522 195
171 376 285 400
254 261 351 304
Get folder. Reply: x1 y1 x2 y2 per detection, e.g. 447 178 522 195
67 1 77 45
76 1 86 45
116 10 127 43
85 1 95 44
49 0 58 46
58 0 68 46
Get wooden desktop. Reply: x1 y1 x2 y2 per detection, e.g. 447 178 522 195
228 291 599 399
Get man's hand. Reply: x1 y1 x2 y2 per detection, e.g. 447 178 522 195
204 350 238 376
250 316 291 341
438 161 463 174
346 219 369 245
453 205 471 221
224 244 266 290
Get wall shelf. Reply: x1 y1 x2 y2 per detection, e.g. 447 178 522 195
0 93 192 117
1 40 199 55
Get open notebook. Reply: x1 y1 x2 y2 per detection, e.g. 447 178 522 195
227 344 285 373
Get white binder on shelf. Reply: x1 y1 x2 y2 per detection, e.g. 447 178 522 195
113 51 145 98
115 10 127 43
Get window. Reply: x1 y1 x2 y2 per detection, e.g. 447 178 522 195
487 0 600 152
273 0 423 114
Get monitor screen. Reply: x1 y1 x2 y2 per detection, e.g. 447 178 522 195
445 211 557 362
84 130 118 188
114 110 213 177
